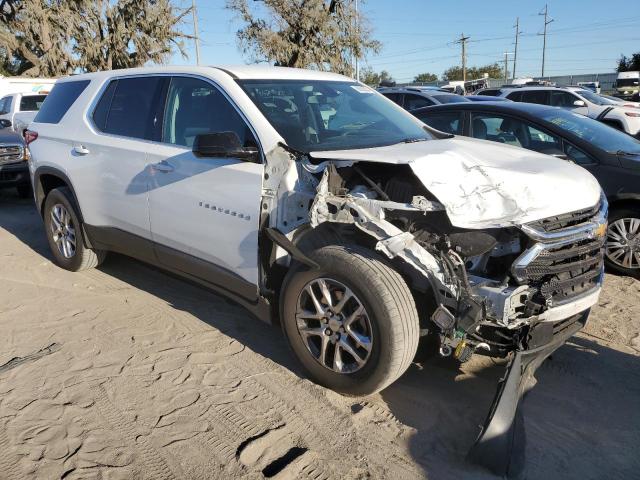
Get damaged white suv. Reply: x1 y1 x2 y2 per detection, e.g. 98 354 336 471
28 66 607 400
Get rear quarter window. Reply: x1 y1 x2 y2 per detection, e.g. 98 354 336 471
34 80 90 124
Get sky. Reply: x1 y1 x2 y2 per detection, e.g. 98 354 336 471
171 1 639 82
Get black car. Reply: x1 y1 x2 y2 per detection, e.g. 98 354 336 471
0 126 30 198
411 101 640 276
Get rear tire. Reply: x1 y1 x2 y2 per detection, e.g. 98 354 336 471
43 187 106 271
604 207 640 277
281 244 419 396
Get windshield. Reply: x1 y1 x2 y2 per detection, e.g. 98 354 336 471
574 89 616 105
238 80 433 152
541 109 640 154
617 78 639 88
432 94 470 104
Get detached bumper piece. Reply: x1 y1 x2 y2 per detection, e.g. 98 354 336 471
467 311 588 478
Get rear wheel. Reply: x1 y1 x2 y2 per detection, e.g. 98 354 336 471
605 208 640 277
281 244 419 396
43 187 106 271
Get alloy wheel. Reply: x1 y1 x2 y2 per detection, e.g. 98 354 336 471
50 204 77 259
295 278 373 374
606 218 640 270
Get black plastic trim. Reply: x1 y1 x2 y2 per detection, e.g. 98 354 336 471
84 224 272 323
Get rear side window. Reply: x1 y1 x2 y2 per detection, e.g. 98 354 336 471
417 111 463 134
520 90 548 105
19 95 47 111
34 80 90 123
382 92 402 106
93 76 167 140
506 91 522 102
477 89 500 96
404 94 434 110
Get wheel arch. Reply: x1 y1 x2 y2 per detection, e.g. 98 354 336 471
34 167 93 249
607 194 640 214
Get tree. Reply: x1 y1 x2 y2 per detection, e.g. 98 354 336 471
360 68 393 87
442 62 502 81
0 0 191 77
413 72 437 83
226 0 381 76
617 53 640 72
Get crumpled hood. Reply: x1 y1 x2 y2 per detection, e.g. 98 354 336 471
310 137 601 229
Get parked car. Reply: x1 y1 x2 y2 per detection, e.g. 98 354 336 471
576 81 600 94
411 101 640 275
0 92 48 132
495 86 640 138
0 127 30 197
378 86 470 109
26 67 607 472
601 94 640 109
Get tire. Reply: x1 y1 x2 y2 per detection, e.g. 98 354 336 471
280 244 420 396
43 187 106 271
604 207 640 277
16 184 31 199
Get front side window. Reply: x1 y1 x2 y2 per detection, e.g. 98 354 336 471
520 90 548 105
565 144 596 165
19 94 47 111
416 111 463 135
550 91 578 108
573 89 614 106
404 94 434 110
239 80 433 152
35 80 90 124
93 76 166 140
162 76 256 148
470 113 561 152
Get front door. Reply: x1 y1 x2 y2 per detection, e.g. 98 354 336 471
147 76 263 291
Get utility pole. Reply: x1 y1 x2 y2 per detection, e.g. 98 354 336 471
354 0 359 81
192 0 201 66
539 4 553 77
455 33 470 82
503 52 513 83
512 17 520 80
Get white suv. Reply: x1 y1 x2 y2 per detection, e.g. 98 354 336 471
27 66 606 403
497 86 640 138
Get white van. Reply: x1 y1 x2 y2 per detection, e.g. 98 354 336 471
0 76 56 97
615 71 639 100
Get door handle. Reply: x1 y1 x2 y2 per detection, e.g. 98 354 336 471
150 160 174 173
73 145 90 155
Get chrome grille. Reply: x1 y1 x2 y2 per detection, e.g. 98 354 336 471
0 143 24 165
513 198 606 306
527 203 600 233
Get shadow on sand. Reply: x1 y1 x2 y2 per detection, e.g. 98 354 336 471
1 191 639 480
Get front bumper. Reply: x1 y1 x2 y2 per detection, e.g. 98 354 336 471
468 309 589 477
0 161 29 188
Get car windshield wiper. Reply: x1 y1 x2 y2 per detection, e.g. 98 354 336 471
400 137 430 143
612 150 640 156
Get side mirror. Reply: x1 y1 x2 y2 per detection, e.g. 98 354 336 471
573 100 586 107
192 132 259 162
542 148 568 160
0 119 12 129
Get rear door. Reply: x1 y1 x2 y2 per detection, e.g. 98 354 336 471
72 76 168 241
146 75 263 288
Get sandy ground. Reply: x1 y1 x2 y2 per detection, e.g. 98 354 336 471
1 189 639 480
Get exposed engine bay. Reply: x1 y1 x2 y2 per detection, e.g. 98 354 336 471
263 146 606 365
260 144 606 477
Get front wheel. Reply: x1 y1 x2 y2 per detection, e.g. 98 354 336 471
43 187 106 271
605 208 640 277
280 244 420 396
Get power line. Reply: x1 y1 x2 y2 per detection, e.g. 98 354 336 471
539 4 554 76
